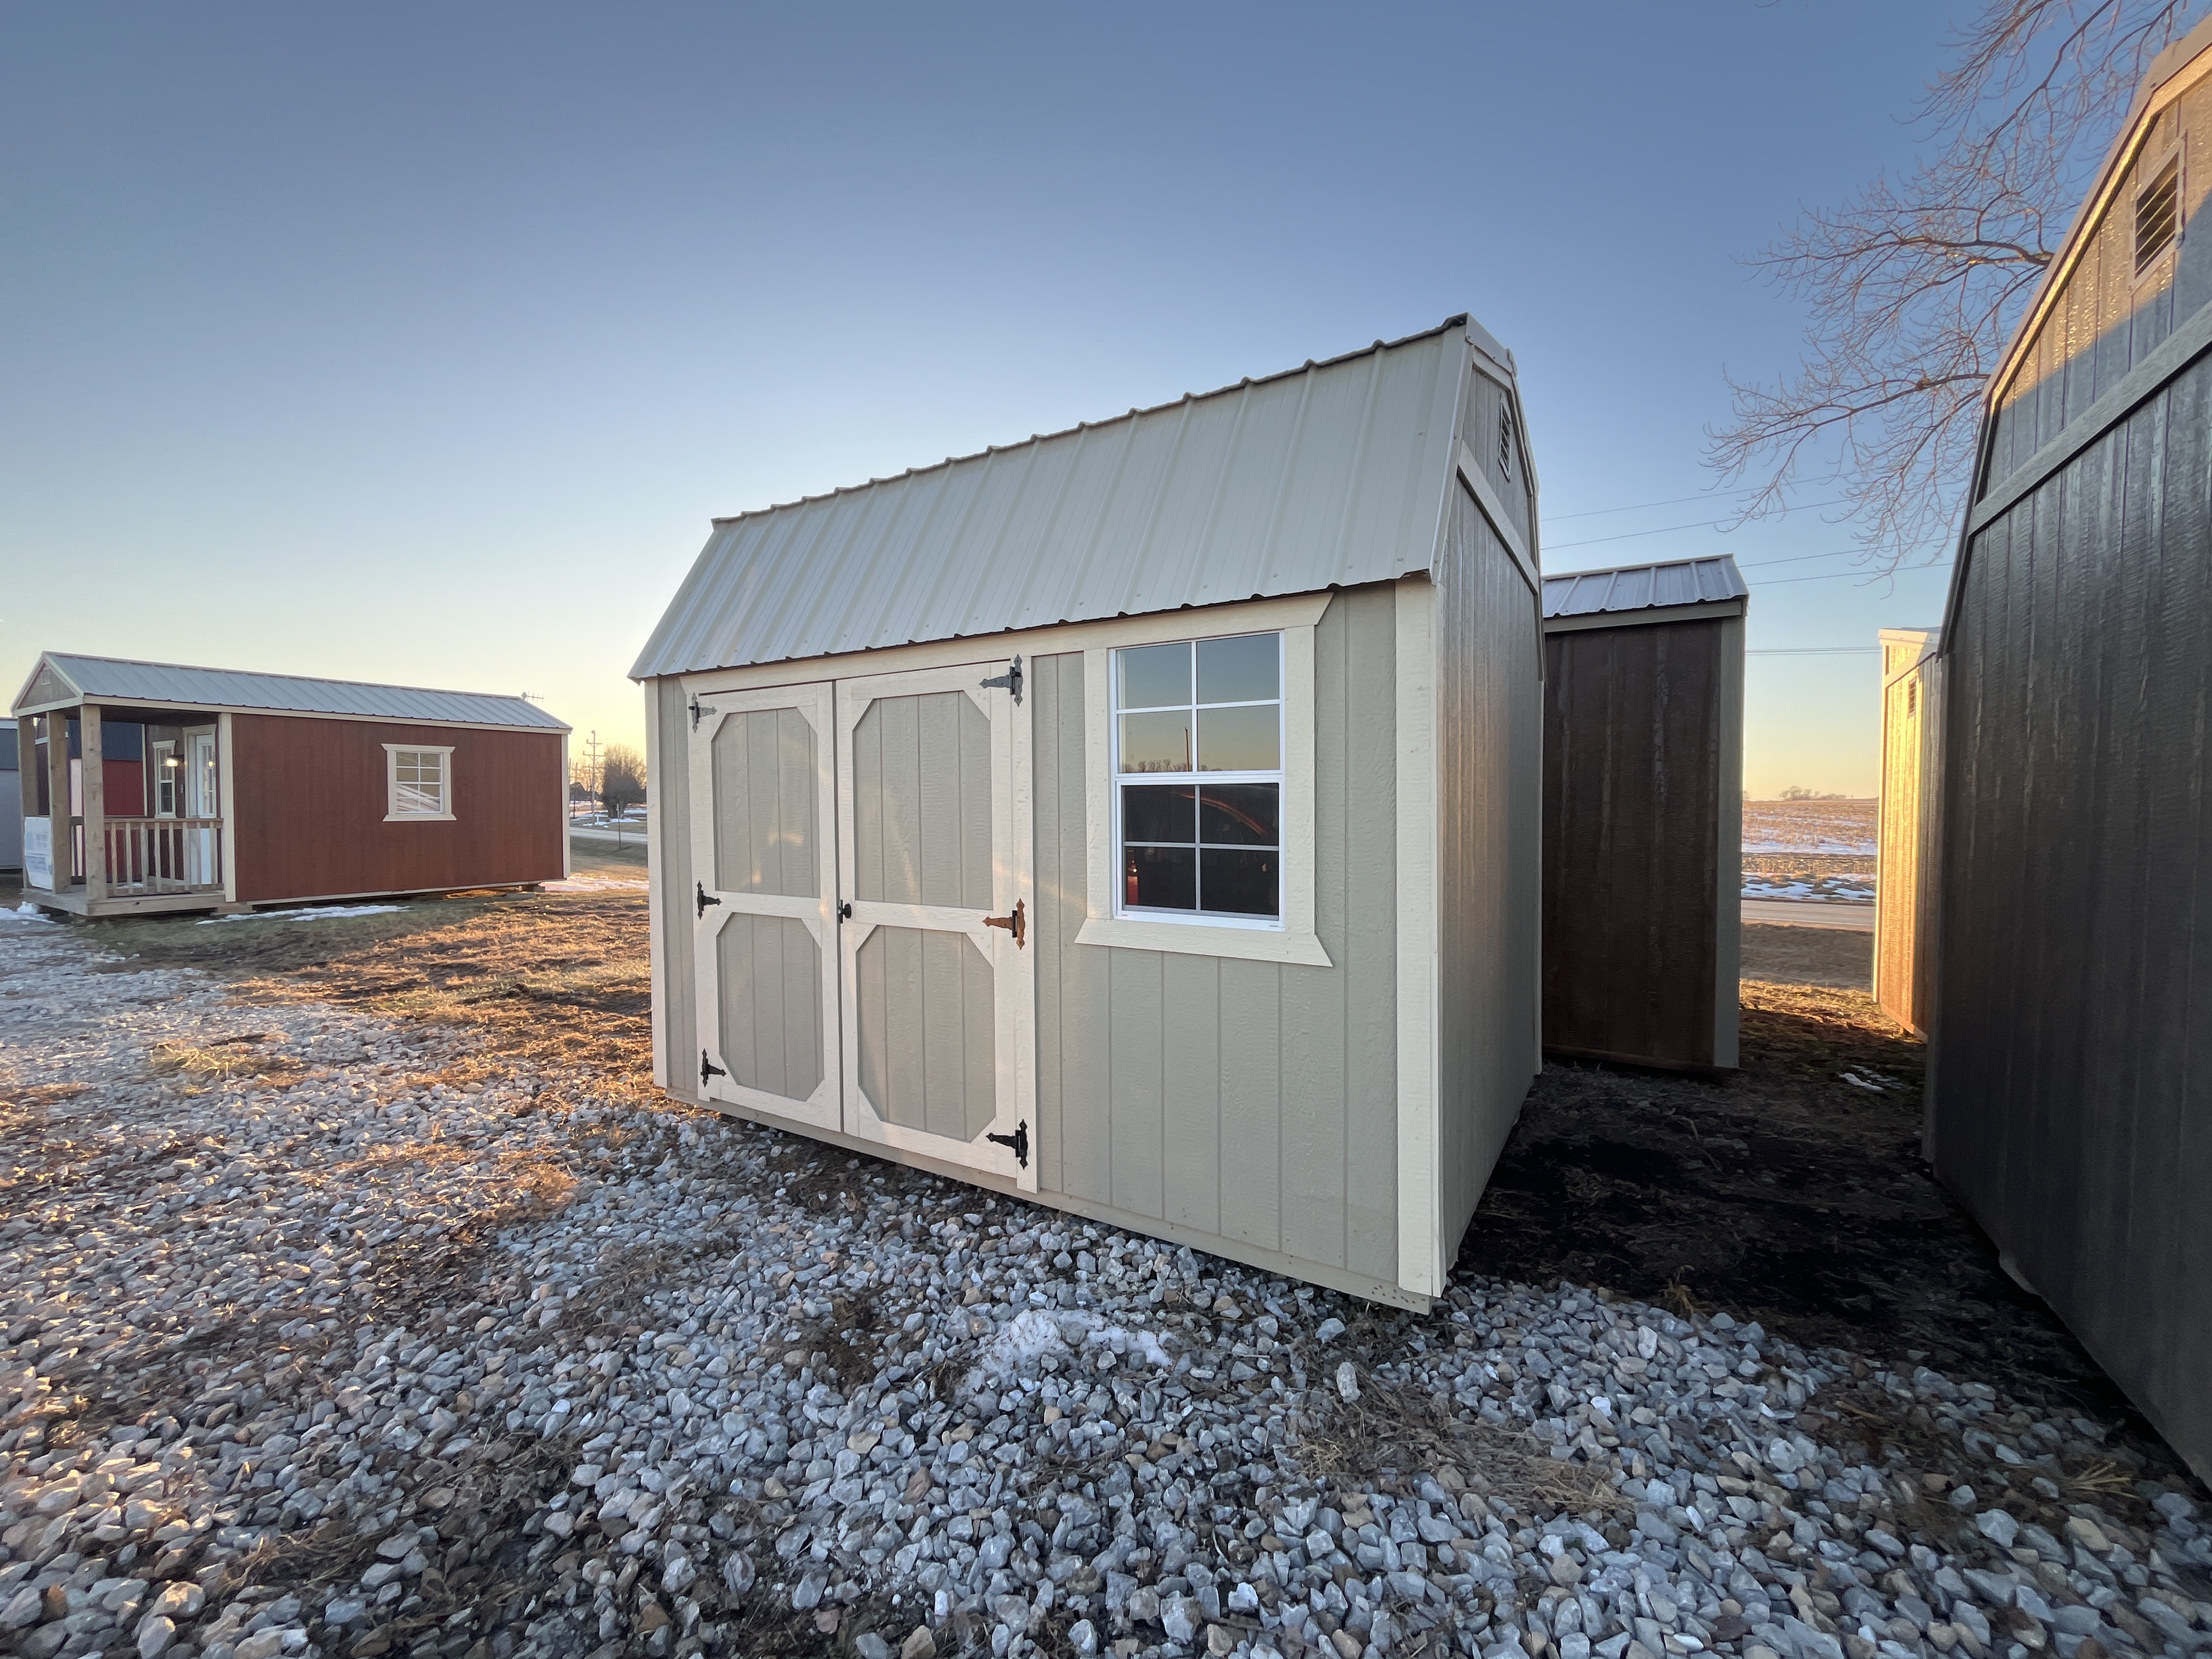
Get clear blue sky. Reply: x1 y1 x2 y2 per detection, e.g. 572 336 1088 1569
2 3 1968 795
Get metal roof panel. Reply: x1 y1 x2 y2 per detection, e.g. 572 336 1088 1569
632 316 1521 678
1540 556 1748 620
17 654 568 729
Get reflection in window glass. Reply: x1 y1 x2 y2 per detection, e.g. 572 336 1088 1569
1111 630 1283 923
1197 633 1279 704
1118 641 1192 710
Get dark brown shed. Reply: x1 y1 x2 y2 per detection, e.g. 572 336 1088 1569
1931 18 2212 1483
1540 557 1746 1071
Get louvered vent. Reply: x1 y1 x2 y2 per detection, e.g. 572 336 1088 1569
1498 405 1515 479
2136 156 2180 273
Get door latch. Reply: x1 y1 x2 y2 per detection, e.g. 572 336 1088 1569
696 881 721 918
983 898 1025 947
689 693 714 731
980 655 1023 704
986 1120 1030 1169
838 901 853 922
701 1051 727 1085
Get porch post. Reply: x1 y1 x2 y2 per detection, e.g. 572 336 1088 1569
44 711 72 888
13 719 33 884
80 704 106 903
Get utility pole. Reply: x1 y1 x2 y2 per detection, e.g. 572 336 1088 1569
582 730 602 822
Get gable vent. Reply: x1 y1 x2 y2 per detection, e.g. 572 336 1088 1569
1498 405 1515 479
2136 155 2180 273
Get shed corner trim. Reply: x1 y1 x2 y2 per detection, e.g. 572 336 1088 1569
1393 574 1443 1299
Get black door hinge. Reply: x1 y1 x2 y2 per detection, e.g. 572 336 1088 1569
696 881 721 918
980 656 1023 704
689 693 714 731
985 1119 1030 1170
838 901 853 921
701 1051 726 1085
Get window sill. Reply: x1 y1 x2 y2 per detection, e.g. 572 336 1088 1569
384 812 456 823
1073 914 1332 967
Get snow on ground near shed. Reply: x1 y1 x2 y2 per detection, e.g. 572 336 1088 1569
198 903 408 924
1743 798 1877 856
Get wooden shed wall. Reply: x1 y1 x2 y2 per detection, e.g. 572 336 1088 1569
1987 72 2212 491
1541 615 1740 1069
1031 585 1402 1290
230 715 565 903
1935 346 2212 1482
1875 648 1944 1035
1436 485 1542 1252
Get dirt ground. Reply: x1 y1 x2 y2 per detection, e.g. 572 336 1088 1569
1740 919 1870 988
1460 974 2198 1499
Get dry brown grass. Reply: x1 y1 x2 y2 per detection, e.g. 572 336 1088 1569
1296 1365 1628 1516
144 1034 298 1092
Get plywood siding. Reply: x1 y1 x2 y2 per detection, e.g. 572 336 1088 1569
1876 657 1944 1035
1936 346 2212 1480
1031 587 1402 1285
229 716 563 904
1988 79 2212 488
1437 484 1542 1249
1541 617 1732 1068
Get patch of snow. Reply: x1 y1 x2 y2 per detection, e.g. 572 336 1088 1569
967 1307 1171 1387
10 902 58 922
198 904 405 925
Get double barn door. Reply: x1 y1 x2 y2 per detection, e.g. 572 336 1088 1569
687 661 1035 1189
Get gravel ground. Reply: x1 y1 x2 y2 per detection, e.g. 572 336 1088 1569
2 904 2208 1659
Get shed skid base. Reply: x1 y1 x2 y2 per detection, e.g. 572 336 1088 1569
670 1086 1434 1312
15 886 225 918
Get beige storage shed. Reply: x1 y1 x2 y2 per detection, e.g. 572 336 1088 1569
1874 628 1942 1036
631 315 1544 1309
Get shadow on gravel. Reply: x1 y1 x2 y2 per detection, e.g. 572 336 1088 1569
1456 977 2202 1506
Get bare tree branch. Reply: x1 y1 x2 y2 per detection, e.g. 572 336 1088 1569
1707 1 2199 568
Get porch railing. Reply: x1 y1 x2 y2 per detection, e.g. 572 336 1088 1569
105 818 225 895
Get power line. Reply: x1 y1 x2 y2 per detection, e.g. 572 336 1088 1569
1539 485 1776 524
1747 647 1883 655
1751 562 1953 586
1545 498 1851 551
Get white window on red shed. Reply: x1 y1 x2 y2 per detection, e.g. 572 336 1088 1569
384 744 455 821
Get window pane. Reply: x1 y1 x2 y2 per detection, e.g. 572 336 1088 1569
1195 705 1278 771
1118 642 1190 710
1201 848 1278 916
1199 783 1277 846
1125 845 1196 910
1119 710 1192 773
1198 633 1278 704
396 782 441 815
1122 784 1196 845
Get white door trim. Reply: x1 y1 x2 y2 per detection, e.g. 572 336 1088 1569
689 681 842 1131
833 657 1037 1191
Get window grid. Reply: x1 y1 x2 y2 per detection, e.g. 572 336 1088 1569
391 749 449 817
1111 632 1284 926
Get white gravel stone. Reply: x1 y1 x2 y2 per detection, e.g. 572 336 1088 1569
4 906 2209 1659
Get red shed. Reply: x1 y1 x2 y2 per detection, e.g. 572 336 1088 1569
11 652 569 917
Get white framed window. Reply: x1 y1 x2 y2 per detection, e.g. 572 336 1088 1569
1112 631 1284 926
1076 595 1331 968
383 744 455 821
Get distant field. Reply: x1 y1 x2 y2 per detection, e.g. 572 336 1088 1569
1743 797 1876 855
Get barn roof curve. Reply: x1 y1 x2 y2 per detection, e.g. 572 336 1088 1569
631 314 1527 679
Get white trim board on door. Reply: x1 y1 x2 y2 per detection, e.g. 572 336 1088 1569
688 680 843 1132
833 657 1038 1192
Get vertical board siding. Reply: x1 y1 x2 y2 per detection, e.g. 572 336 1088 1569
1988 80 2212 490
1937 347 2212 1480
853 692 991 906
711 708 819 896
1437 485 1543 1250
714 912 825 1101
1029 585 1401 1284
228 716 565 904
855 926 996 1140
1876 662 1941 1034
656 680 700 1096
1541 618 1728 1066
